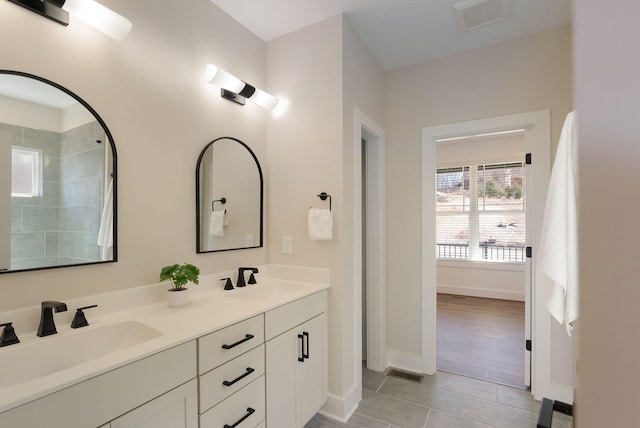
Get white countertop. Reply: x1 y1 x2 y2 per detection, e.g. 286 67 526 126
0 265 330 413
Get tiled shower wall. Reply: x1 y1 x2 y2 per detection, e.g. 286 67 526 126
8 121 105 270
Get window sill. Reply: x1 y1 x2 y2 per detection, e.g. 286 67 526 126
437 259 525 272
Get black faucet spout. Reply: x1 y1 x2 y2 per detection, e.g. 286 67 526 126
37 301 68 337
237 267 259 288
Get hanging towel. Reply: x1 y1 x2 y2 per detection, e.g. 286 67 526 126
539 111 578 336
308 208 333 240
209 210 226 237
97 178 113 261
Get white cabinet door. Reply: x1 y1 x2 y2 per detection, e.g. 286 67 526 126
298 314 327 425
110 379 197 428
266 313 327 428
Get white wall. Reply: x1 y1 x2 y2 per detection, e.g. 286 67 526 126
266 14 385 420
574 1 640 426
0 0 268 311
385 26 573 382
437 261 525 301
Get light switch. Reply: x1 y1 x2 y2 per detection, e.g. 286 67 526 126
282 235 292 254
245 234 255 246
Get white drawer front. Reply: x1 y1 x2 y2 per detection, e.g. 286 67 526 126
265 291 327 340
199 344 265 413
200 375 265 428
198 314 264 375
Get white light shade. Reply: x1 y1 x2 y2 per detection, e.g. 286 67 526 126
251 88 279 111
204 64 245 93
63 0 132 42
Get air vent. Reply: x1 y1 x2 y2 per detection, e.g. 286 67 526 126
387 369 424 383
453 0 512 32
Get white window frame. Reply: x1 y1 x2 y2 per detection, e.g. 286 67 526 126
11 146 43 198
436 161 526 263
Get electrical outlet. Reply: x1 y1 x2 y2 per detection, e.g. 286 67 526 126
282 235 292 254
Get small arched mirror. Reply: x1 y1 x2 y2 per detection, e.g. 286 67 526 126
0 70 117 273
196 137 263 252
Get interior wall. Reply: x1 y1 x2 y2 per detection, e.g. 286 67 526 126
0 0 268 311
385 26 572 370
574 1 640 426
266 14 346 400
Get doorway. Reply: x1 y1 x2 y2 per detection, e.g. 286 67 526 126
434 130 528 388
421 110 552 397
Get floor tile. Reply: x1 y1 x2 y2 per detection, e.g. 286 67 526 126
425 409 495 428
363 366 387 392
356 390 430 428
422 371 497 402
378 376 539 428
305 412 390 427
496 384 541 413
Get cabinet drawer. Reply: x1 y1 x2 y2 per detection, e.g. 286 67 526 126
200 375 265 428
198 315 264 375
200 345 265 413
265 291 327 340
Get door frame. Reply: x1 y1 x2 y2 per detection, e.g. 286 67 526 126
421 110 550 396
353 107 387 389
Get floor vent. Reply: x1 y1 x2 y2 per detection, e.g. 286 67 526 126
387 369 424 383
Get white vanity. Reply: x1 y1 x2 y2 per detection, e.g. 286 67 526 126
0 265 329 428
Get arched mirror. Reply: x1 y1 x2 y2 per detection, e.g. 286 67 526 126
0 70 117 273
196 137 263 252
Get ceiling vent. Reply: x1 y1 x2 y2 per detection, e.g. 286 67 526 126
453 0 512 32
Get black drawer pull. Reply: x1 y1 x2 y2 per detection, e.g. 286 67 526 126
224 407 255 428
222 367 255 387
297 334 304 362
303 331 310 359
222 334 254 350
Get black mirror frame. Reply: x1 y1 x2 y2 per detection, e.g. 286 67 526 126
195 137 263 253
0 69 118 274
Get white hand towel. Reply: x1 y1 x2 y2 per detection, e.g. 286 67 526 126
209 210 225 237
97 178 113 261
308 208 333 240
539 111 578 336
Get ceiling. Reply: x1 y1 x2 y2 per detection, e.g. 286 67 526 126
210 0 571 70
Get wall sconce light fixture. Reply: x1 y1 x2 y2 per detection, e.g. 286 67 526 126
6 0 132 42
205 64 279 111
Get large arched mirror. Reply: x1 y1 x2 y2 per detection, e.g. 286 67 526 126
196 137 263 252
0 70 117 273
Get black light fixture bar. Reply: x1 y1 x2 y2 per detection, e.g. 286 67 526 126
7 0 69 25
220 82 256 106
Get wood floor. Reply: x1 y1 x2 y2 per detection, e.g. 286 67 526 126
436 293 526 389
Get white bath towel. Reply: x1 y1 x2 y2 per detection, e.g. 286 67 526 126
539 111 578 336
97 178 113 261
209 210 226 237
308 208 333 240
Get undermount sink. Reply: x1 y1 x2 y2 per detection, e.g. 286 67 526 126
226 282 306 301
0 320 161 388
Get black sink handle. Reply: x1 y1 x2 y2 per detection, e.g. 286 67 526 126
71 305 98 329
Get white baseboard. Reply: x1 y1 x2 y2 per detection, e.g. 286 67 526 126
387 349 423 374
319 385 360 423
437 284 524 301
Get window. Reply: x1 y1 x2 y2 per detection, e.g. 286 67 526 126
436 162 525 262
11 147 42 198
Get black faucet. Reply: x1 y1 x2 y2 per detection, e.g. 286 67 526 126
37 301 68 337
0 322 20 347
236 267 259 288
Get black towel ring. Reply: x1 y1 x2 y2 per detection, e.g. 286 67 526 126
212 197 227 212
317 192 332 211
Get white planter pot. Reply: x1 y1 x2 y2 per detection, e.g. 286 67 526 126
167 288 189 307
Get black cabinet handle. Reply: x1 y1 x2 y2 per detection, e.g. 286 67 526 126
224 407 255 428
222 367 255 387
298 334 304 362
303 331 310 359
222 334 254 350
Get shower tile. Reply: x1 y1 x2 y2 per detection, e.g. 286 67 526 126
11 232 45 258
45 232 59 257
22 206 59 232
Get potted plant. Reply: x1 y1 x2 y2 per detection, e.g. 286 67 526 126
159 263 200 307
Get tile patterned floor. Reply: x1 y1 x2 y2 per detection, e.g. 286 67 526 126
305 367 573 428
